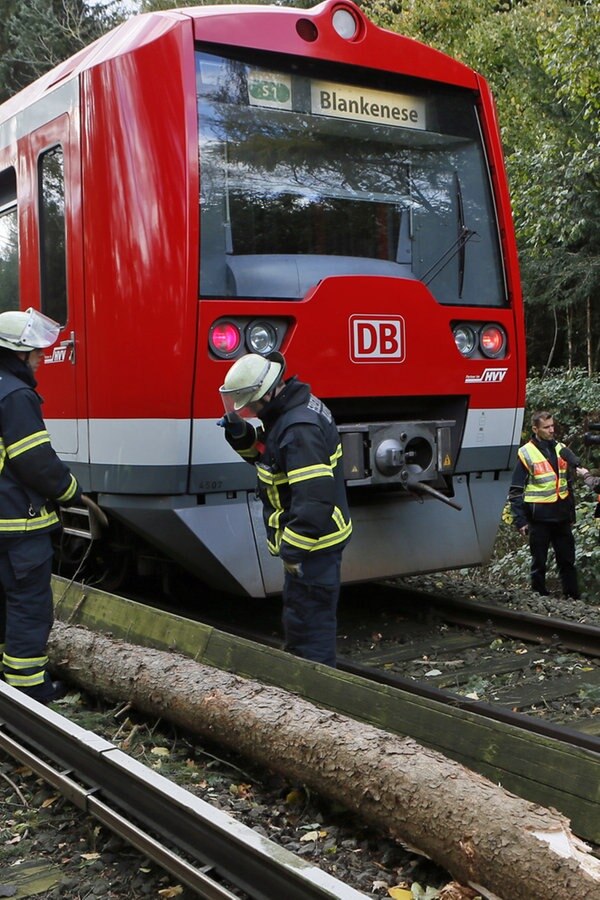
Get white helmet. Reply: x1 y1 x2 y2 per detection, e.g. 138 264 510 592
0 308 61 352
220 352 285 412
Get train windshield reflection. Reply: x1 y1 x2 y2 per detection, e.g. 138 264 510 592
196 49 506 306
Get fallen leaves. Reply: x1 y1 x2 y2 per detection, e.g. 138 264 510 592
299 829 328 842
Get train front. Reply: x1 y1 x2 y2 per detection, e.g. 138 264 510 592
186 1 526 596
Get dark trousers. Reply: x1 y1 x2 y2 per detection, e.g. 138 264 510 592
528 520 579 598
282 551 342 667
0 533 55 701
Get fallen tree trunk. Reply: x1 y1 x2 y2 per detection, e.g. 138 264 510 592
48 622 600 900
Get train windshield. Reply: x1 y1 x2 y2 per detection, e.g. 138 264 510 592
196 49 507 306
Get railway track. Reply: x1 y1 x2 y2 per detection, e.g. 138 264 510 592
49 575 600 846
168 578 600 745
0 682 368 900
336 583 600 745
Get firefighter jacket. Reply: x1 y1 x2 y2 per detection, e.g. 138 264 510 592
226 377 352 564
508 436 573 529
0 353 80 537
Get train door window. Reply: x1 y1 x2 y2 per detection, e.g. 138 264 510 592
39 146 67 324
0 167 19 313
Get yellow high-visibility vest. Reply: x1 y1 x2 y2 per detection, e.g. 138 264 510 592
518 441 568 504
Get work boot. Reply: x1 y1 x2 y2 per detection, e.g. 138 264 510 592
48 680 69 702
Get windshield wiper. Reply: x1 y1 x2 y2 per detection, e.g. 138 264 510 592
422 172 476 292
421 226 476 288
456 172 467 297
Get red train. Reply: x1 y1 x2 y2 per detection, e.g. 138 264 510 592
0 1 526 596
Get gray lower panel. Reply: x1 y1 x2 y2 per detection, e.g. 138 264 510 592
98 471 510 598
455 445 514 473
101 493 266 596
70 461 254 495
340 472 509 586
68 462 189 495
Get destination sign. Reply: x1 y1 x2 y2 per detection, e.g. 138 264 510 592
246 70 426 129
311 81 425 130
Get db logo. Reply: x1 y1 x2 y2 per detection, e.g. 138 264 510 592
349 316 405 363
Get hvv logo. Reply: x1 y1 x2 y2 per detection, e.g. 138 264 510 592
350 316 405 362
465 368 508 384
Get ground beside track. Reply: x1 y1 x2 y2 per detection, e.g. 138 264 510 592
0 691 451 900
1 569 599 899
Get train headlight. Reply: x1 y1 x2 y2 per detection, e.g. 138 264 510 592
209 321 241 358
246 321 277 355
332 7 359 39
453 325 477 357
480 324 507 358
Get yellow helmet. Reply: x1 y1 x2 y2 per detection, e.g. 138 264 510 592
220 352 285 412
0 308 61 352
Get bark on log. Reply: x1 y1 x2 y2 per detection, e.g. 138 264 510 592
48 622 600 900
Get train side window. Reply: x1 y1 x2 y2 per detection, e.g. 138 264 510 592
39 146 67 324
0 167 19 313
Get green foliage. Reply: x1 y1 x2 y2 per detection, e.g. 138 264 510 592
524 368 600 449
390 0 600 373
0 0 128 103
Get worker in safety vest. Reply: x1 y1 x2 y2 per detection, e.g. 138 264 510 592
217 352 351 667
508 410 579 599
0 308 81 703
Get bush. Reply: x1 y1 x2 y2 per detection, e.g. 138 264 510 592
525 368 600 463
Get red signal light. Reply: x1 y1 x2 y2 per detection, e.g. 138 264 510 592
210 321 241 358
480 325 506 358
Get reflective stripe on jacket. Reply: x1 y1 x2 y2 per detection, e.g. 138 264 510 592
228 378 352 563
0 362 80 536
256 441 352 556
518 440 568 504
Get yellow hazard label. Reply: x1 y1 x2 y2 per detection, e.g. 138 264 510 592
443 454 452 467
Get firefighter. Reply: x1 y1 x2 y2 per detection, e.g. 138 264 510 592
508 410 579 599
0 308 81 703
218 352 352 667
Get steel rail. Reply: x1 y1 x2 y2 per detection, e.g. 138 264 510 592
212 604 600 755
388 587 600 657
0 682 368 900
336 656 600 755
344 589 600 754
0 728 237 900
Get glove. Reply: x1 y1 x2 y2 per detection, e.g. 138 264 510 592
283 561 303 578
217 413 247 439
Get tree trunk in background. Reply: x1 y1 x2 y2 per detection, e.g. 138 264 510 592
48 623 600 900
543 305 558 374
566 305 573 371
586 295 593 375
